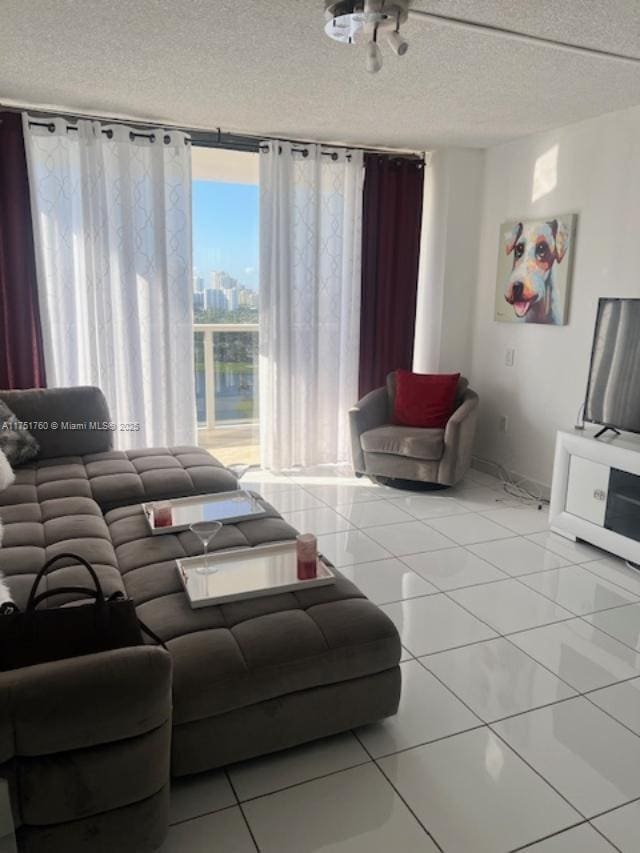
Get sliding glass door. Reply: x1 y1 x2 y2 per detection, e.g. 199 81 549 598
191 147 260 465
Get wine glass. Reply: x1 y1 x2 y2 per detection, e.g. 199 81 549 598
190 521 223 573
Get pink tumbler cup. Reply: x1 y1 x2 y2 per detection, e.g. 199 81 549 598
296 533 318 580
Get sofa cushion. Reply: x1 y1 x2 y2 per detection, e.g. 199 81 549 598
104 503 401 726
0 447 238 514
87 447 238 510
360 425 445 460
0 494 123 610
0 460 92 510
0 444 237 607
0 386 113 460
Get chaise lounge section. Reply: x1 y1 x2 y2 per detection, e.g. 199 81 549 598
0 387 401 852
107 501 400 776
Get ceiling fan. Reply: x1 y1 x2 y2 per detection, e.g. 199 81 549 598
324 0 640 75
324 1 410 73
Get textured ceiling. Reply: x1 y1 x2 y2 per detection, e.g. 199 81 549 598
1 1 640 149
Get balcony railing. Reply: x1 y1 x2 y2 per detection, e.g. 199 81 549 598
194 323 259 429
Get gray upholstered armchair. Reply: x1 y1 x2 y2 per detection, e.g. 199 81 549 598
349 373 479 487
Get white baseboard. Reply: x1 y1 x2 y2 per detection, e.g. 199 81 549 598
471 457 551 502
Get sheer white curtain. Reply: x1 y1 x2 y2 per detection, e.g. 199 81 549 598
259 141 364 471
23 116 195 449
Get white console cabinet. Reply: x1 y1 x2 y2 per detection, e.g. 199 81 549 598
550 430 640 564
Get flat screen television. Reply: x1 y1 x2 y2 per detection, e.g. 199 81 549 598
584 297 640 436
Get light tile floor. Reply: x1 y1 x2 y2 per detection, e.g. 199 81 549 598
161 468 640 853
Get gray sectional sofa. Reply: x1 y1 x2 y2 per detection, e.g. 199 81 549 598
0 387 401 852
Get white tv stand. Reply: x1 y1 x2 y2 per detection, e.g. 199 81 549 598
550 429 640 565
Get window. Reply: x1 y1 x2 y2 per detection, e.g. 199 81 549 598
191 147 260 465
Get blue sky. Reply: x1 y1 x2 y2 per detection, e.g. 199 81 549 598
192 180 259 291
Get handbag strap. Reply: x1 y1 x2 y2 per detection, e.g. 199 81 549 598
29 586 102 610
137 618 168 650
27 553 105 612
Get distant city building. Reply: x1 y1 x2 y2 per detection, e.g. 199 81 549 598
223 286 239 312
211 270 239 292
238 287 259 309
192 270 258 314
205 288 228 312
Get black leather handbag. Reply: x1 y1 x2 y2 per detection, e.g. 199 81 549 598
0 552 163 672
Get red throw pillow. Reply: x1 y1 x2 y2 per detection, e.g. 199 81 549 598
393 370 461 429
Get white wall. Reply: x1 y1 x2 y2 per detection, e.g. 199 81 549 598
414 148 485 377
469 105 640 489
192 147 259 184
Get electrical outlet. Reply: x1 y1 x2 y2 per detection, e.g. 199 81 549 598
499 415 509 433
505 348 516 367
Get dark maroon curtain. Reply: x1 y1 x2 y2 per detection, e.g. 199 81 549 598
0 111 46 389
358 154 424 397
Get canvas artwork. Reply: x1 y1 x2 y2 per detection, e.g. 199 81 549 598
495 213 577 325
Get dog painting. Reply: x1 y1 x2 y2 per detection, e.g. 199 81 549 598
495 214 577 325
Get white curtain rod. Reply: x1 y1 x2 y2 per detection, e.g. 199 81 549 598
408 9 640 66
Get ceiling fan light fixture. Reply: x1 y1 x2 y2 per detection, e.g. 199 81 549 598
324 1 410 71
365 38 383 72
387 29 409 56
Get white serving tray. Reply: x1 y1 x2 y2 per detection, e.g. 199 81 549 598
176 541 336 608
143 490 267 535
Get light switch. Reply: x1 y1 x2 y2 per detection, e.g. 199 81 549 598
505 348 516 367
